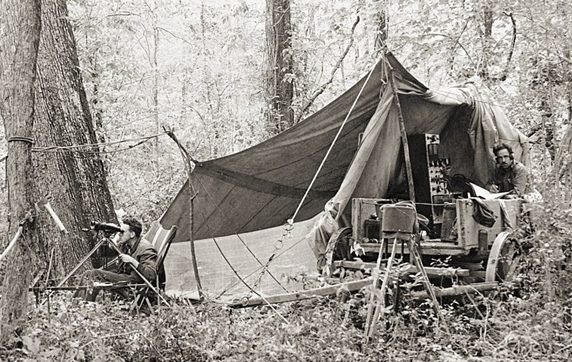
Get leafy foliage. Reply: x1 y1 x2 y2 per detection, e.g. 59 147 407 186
2 248 572 362
1 0 566 225
1 0 572 358
3 199 572 359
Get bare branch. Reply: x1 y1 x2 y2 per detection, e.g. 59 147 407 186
500 12 517 81
295 16 360 124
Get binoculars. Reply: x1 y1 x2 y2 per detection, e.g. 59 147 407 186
89 221 122 233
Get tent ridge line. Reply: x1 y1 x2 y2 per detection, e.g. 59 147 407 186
196 164 336 200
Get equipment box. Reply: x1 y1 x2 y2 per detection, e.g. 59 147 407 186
351 198 392 242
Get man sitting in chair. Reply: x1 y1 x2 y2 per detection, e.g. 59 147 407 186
74 217 163 302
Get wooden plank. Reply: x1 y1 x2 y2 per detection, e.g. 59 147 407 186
469 270 486 279
229 279 499 308
334 260 471 277
360 242 468 256
29 283 148 292
410 282 498 299
228 278 374 308
418 267 470 277
419 248 469 256
335 260 384 270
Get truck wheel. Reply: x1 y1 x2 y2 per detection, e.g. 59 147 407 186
485 231 522 282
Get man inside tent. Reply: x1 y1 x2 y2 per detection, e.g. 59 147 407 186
488 143 530 197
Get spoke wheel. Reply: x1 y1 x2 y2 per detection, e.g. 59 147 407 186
485 231 522 282
323 227 353 275
329 227 353 261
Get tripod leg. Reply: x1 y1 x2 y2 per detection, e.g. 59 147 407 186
56 238 107 288
409 239 450 333
368 239 398 340
365 239 385 336
40 238 109 306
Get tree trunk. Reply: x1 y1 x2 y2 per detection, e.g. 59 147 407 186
563 0 572 203
371 0 388 55
541 98 556 161
32 0 116 276
0 0 42 343
480 0 494 81
265 0 294 134
152 4 160 172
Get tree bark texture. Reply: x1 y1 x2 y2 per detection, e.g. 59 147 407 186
0 0 42 343
565 0 572 134
153 24 160 171
480 0 494 81
371 0 388 54
265 0 294 134
32 0 116 276
563 0 572 202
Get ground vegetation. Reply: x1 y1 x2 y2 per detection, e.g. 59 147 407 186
1 0 571 359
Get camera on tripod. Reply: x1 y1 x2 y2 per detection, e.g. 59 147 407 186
89 221 122 234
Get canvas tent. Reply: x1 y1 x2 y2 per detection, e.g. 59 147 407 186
159 52 527 301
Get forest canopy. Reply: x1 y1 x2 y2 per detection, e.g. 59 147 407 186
1 0 571 225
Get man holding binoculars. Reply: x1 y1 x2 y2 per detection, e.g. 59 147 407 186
74 217 163 302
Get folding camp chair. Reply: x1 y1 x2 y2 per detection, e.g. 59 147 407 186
129 223 177 313
86 222 176 312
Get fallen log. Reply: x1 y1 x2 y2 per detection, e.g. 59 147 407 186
334 260 470 277
228 276 497 308
228 277 373 308
409 282 499 299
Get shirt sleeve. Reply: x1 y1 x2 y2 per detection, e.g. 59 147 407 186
512 164 530 195
128 249 158 283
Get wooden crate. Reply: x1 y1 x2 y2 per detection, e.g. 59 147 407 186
456 198 522 249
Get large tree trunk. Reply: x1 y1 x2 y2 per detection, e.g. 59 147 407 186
265 0 294 134
0 0 42 343
32 0 116 276
561 0 572 203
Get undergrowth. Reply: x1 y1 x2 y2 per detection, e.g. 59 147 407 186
1 262 571 362
1 196 572 361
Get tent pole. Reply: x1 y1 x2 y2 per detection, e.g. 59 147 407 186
388 64 416 203
165 128 204 300
188 177 204 300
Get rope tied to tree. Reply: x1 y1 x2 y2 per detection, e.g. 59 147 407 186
7 136 35 144
0 132 166 163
